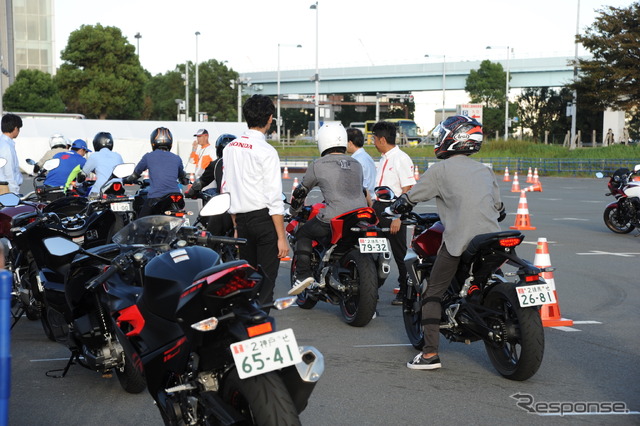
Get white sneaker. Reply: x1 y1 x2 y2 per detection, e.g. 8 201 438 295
288 277 314 295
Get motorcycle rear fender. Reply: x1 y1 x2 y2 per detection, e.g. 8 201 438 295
279 346 324 414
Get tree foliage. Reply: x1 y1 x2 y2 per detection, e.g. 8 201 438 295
2 69 65 113
516 87 566 141
465 60 513 137
573 2 640 112
55 24 147 119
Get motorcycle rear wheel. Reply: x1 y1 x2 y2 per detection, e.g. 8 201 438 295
221 368 301 426
290 254 318 309
603 205 635 233
483 283 544 381
402 283 424 350
339 251 378 327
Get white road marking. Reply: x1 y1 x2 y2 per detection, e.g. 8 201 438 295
551 320 602 332
577 251 640 257
553 218 589 221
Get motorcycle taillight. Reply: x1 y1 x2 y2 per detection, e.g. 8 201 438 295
499 237 522 247
247 322 273 337
213 275 258 297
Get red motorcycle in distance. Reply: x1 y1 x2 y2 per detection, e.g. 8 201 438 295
596 165 640 234
285 201 390 327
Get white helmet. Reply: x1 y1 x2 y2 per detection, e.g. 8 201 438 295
49 134 69 149
317 122 348 156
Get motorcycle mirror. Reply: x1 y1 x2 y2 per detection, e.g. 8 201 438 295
43 236 81 257
634 165 640 173
111 163 135 178
0 193 20 207
595 172 604 179
0 158 6 168
200 193 231 216
42 158 60 171
25 158 36 166
374 186 396 202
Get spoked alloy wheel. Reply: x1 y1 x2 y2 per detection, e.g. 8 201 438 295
483 283 544 381
290 254 318 309
402 284 424 350
338 251 378 327
603 205 634 233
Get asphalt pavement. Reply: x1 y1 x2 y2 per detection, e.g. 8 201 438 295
7 174 640 425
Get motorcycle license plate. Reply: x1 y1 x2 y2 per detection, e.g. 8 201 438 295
359 237 389 253
516 284 556 307
230 328 302 379
110 202 132 212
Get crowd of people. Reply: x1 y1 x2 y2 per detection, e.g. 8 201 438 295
1 98 504 370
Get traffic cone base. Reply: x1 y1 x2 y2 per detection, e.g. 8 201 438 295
533 238 573 327
510 190 536 230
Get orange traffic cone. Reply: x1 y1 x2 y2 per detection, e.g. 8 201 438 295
525 181 543 192
281 252 292 261
414 165 420 180
526 167 533 183
532 168 540 184
291 177 299 195
534 238 573 327
503 167 511 182
282 166 290 179
511 172 521 192
510 190 536 230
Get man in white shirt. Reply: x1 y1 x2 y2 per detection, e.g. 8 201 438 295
372 121 416 305
222 95 289 308
0 114 24 194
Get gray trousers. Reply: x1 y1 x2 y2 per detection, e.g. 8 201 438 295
422 243 460 354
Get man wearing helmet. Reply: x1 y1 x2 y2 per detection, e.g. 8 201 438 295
288 122 368 295
82 132 124 198
35 134 70 173
125 127 189 217
390 115 506 370
44 139 91 192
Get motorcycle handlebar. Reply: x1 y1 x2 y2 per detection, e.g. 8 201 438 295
10 213 48 234
205 234 247 247
85 265 120 290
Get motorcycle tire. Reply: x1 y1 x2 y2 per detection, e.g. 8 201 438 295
22 259 42 320
603 205 635 233
39 305 56 342
338 251 378 327
114 332 146 394
221 368 301 426
290 254 318 310
402 283 424 350
483 283 544 381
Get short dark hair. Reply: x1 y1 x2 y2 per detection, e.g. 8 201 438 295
347 127 364 148
1 114 23 134
372 121 397 145
242 95 275 129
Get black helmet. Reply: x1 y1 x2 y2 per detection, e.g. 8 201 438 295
215 133 236 158
150 127 173 151
93 131 114 151
433 115 483 159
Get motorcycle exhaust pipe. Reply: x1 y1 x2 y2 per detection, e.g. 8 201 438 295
377 251 391 280
280 346 324 414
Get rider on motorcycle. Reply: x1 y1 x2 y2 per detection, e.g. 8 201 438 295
82 132 124 198
124 127 189 217
35 134 70 173
389 115 506 371
288 122 368 295
43 139 91 194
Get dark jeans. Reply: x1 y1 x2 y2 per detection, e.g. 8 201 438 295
294 217 330 280
373 201 408 288
422 243 460 354
138 197 159 218
235 208 280 307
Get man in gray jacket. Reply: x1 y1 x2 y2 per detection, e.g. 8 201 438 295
390 115 506 370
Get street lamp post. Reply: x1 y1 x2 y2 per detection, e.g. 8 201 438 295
184 62 190 121
134 33 141 56
425 54 446 122
277 43 302 141
195 31 200 122
570 0 580 149
310 2 319 139
487 46 511 140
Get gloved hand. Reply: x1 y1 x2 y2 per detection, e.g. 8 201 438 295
185 181 203 198
497 202 506 222
179 176 191 186
390 193 415 215
122 176 134 185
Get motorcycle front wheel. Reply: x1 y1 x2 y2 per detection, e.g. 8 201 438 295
402 283 424 350
483 283 544 381
603 205 635 233
338 251 378 327
221 368 301 426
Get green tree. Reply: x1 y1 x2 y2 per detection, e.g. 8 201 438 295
465 60 512 137
2 69 65 113
195 60 238 122
145 69 186 120
55 24 147 119
572 2 640 113
517 87 565 141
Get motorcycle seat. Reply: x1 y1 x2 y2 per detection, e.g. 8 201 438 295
461 230 522 264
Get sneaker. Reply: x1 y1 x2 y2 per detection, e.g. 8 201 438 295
406 353 442 370
391 292 404 306
288 277 314 295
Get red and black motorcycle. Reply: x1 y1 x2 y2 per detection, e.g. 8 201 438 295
596 165 640 234
285 201 390 327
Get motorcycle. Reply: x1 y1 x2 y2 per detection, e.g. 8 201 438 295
128 177 188 220
45 193 324 425
379 187 552 381
596 165 640 234
285 200 390 327
24 158 94 202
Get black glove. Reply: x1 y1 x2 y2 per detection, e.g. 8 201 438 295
497 202 506 222
390 193 415 215
179 176 191 185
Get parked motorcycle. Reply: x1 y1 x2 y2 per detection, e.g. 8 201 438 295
285 201 390 327
46 193 324 425
380 187 552 381
596 165 640 234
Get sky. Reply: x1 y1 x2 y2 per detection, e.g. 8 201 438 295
53 0 634 76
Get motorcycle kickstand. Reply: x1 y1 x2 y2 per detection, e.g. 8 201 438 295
10 306 25 330
46 353 78 378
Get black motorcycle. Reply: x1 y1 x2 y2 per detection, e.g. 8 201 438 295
46 193 324 425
